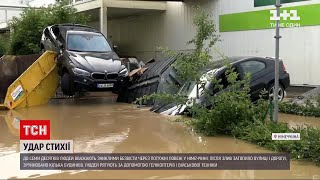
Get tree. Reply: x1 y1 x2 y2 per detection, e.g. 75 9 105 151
175 7 220 86
136 7 220 105
0 33 10 56
7 0 89 55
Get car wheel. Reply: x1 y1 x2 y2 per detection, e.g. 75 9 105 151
268 83 285 101
61 73 75 96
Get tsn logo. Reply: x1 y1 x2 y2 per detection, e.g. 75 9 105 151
20 120 50 140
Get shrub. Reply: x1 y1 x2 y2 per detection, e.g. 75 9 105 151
235 120 320 165
135 93 188 106
137 6 320 166
0 33 10 56
7 0 89 55
188 65 320 165
191 67 268 136
279 96 320 117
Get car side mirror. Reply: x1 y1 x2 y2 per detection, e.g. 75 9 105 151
113 45 118 52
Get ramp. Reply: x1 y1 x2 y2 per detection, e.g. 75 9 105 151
1 51 59 110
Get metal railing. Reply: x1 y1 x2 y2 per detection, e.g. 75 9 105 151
72 0 96 5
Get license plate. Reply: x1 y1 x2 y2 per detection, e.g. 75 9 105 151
97 83 114 88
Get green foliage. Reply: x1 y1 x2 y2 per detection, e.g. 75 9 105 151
235 120 320 165
279 95 320 117
192 69 320 165
188 7 220 52
7 0 89 55
232 119 289 147
0 33 10 56
135 93 187 106
194 70 320 165
138 6 220 105
191 67 268 136
136 6 320 166
174 6 220 83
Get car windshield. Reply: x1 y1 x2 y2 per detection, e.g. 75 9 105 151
67 32 112 52
176 58 238 97
178 67 222 97
178 80 196 97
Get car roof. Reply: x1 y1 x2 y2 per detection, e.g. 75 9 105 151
67 31 102 35
227 56 256 62
214 56 275 64
203 56 270 72
50 24 99 32
210 56 254 66
46 24 101 43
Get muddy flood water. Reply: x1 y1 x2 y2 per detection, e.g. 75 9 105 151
0 94 320 179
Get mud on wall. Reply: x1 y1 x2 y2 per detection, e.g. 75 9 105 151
0 54 41 103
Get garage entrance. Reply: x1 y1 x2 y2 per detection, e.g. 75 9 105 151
74 0 167 62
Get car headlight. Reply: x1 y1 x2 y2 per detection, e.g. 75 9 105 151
72 68 91 77
119 67 128 76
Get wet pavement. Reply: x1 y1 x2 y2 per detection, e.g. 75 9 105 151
0 94 320 179
279 113 320 129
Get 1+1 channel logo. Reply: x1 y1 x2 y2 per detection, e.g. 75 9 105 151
270 9 301 28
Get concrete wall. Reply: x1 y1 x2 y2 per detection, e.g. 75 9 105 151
0 0 28 25
105 0 320 86
0 54 40 103
106 1 201 61
0 0 29 6
107 12 165 61
87 21 100 30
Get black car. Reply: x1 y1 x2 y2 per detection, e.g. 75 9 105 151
216 56 290 101
158 56 290 115
40 24 128 96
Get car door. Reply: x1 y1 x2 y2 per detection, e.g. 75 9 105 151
236 59 269 100
211 65 241 95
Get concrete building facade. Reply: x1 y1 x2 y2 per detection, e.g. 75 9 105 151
74 0 320 86
0 0 56 31
1 0 318 86
0 0 29 31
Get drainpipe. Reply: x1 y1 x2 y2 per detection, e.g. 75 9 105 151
5 9 8 23
273 0 282 123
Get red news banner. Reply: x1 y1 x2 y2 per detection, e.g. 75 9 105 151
20 120 50 140
19 120 73 154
